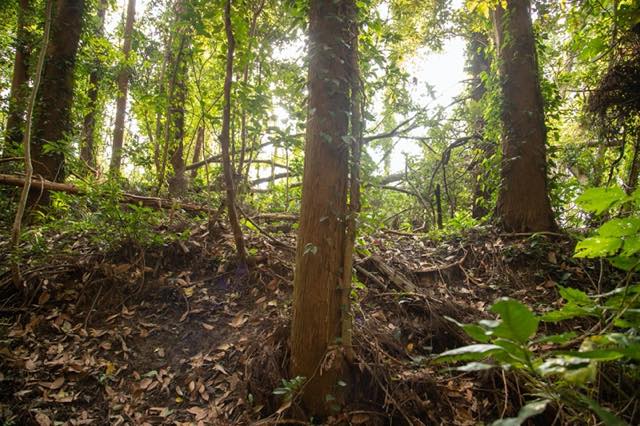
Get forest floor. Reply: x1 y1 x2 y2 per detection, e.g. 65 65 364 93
0 219 625 425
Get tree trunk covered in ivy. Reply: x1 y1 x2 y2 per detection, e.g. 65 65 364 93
168 38 189 196
4 0 33 158
468 32 494 220
290 0 355 416
110 0 136 175
493 0 556 232
80 0 107 169
31 0 84 184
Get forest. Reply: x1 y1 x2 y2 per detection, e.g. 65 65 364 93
0 0 639 424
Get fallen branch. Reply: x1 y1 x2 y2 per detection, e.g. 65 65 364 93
0 173 211 213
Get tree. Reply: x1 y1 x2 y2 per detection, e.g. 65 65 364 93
221 0 247 264
31 0 84 184
80 0 108 169
493 0 556 232
110 0 136 175
290 0 356 416
467 31 494 220
4 0 33 157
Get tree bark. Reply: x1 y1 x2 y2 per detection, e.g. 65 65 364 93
493 0 556 232
467 32 494 220
168 42 189 196
190 126 204 180
221 0 247 264
290 0 355 416
4 0 33 158
109 0 136 175
80 0 108 168
31 0 84 186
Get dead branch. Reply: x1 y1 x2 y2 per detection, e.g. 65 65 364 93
0 173 211 213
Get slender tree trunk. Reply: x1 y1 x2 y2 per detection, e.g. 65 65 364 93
4 0 33 157
80 0 108 168
626 132 640 194
290 0 355 416
191 125 204 180
109 0 136 175
340 12 362 362
493 0 556 232
468 32 494 220
11 0 53 290
221 0 247 264
31 0 84 185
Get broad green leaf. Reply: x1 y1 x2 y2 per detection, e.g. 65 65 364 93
434 344 505 363
576 187 627 215
533 331 577 344
598 218 640 237
608 256 640 271
575 237 622 258
491 399 550 426
489 299 539 343
558 286 592 305
554 349 625 361
541 304 597 322
621 235 640 256
455 362 496 372
445 316 490 343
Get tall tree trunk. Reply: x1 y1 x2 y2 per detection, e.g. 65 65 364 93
290 0 355 416
168 44 189 196
80 0 107 169
221 0 247 264
468 32 494 220
109 0 136 175
4 0 33 157
493 0 556 232
31 0 84 185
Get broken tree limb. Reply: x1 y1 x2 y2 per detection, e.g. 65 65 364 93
0 173 211 213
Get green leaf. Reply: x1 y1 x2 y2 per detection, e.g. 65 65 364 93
576 187 627 215
489 299 539 343
608 256 640 271
558 286 592 305
581 395 628 426
491 399 550 426
445 316 490 343
621 236 640 257
433 344 505 363
455 362 495 372
598 218 640 237
541 304 597 322
553 349 625 361
575 237 622 258
533 331 577 344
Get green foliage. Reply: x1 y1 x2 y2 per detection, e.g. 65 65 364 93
434 187 640 425
273 376 306 401
574 188 640 271
21 180 184 257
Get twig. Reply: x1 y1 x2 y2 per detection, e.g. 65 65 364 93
84 285 103 330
